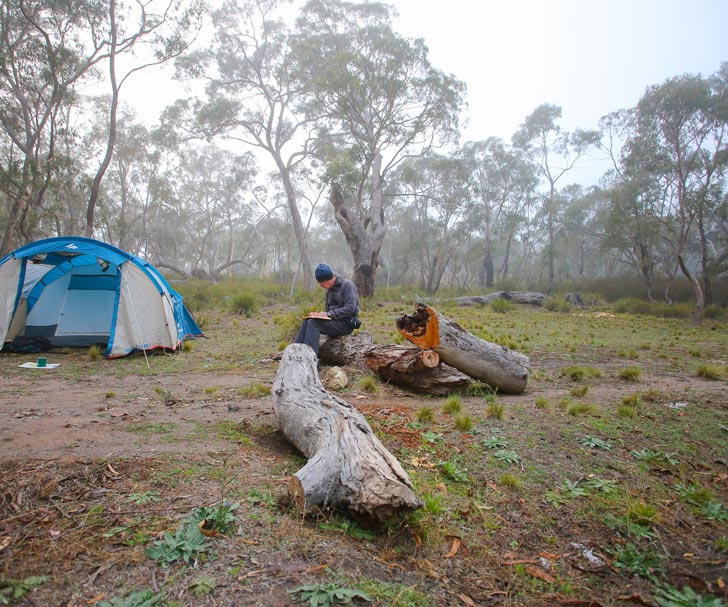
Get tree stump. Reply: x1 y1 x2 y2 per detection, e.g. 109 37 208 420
396 303 530 394
272 344 422 521
364 345 471 396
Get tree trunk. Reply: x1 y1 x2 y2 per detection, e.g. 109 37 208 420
364 345 471 396
272 344 422 521
319 332 376 368
396 303 530 394
678 255 705 323
451 291 546 306
330 154 386 298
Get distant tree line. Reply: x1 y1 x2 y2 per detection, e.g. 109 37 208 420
1 0 726 311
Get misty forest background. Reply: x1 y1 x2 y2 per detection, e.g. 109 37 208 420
2 0 728 312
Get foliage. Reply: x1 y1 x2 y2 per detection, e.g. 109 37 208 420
229 292 259 317
654 584 725 607
580 435 612 450
611 542 663 579
618 366 643 381
561 366 602 381
0 576 49 604
288 583 371 607
97 589 166 607
144 523 210 567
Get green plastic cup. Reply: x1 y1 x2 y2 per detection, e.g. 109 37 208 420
37 357 47 368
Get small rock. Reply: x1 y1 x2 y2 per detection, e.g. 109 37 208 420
323 366 348 391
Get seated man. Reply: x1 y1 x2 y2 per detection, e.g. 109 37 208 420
294 263 360 358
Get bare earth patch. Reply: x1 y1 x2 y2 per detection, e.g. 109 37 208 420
1 306 727 607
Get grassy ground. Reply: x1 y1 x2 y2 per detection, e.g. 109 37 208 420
1 290 727 607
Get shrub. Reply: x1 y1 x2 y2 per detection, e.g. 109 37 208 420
612 297 654 315
229 292 258 317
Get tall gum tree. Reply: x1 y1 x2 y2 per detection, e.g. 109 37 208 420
292 0 465 297
512 104 600 292
170 0 318 290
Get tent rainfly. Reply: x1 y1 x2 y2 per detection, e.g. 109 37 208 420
0 237 203 357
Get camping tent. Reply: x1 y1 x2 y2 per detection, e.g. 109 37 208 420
0 237 203 357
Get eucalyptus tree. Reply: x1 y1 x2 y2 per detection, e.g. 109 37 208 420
512 104 600 292
0 0 105 254
169 145 259 281
460 138 538 287
627 70 728 313
292 0 466 297
84 0 205 240
170 0 318 290
391 152 471 295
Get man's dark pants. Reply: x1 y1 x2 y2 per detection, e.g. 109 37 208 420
294 318 352 357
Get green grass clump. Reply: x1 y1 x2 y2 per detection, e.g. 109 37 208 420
618 405 637 419
237 382 271 398
486 402 504 419
695 364 724 380
626 501 660 529
415 407 435 424
454 415 474 432
358 376 379 394
442 395 462 415
569 385 589 397
534 396 550 409
498 474 523 490
618 366 642 382
490 298 514 314
567 403 593 416
621 393 642 407
88 344 102 361
561 366 602 381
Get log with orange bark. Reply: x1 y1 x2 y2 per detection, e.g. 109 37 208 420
395 303 530 394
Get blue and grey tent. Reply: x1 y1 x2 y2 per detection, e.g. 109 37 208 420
0 237 202 357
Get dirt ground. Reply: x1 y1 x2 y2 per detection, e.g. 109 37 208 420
1 314 727 607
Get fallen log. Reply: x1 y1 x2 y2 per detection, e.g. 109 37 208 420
319 331 376 367
452 291 547 307
364 345 471 396
396 303 530 394
272 344 422 521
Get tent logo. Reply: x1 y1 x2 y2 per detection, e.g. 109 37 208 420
65 243 79 250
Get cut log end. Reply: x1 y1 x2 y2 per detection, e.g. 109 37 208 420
288 475 306 512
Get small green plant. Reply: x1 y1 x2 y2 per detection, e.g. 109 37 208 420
715 536 728 552
439 458 470 483
229 292 258 317
319 517 376 540
288 583 371 607
611 542 663 579
558 479 588 498
144 523 210 567
454 415 474 431
584 477 618 494
189 501 239 535
621 393 642 407
0 576 50 604
618 404 637 419
493 449 521 465
105 391 116 399
422 492 446 516
188 576 217 597
618 366 642 381
97 588 166 607
631 448 678 467
421 430 443 444
695 364 724 380
580 435 612 450
181 340 194 353
481 436 508 449
442 395 462 414
654 583 725 607
486 402 504 419
127 491 161 505
88 344 102 361
416 407 435 423
675 482 714 506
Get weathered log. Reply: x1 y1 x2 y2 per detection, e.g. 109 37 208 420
272 344 422 521
364 345 470 396
319 331 376 367
396 303 530 394
452 291 547 307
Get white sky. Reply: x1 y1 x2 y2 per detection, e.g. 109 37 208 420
124 0 728 185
